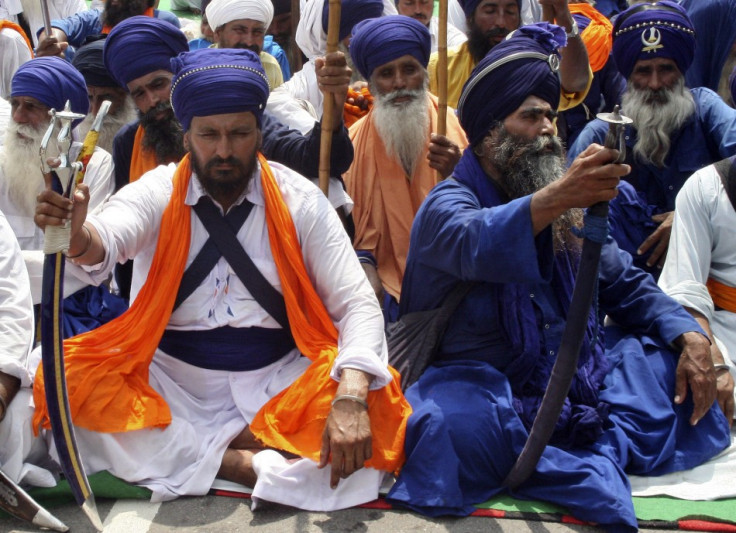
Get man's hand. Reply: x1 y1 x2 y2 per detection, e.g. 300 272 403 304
674 331 717 426
427 133 461 179
637 211 673 270
315 51 352 131
319 368 373 489
35 29 69 57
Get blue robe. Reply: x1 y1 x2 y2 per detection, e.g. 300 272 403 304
386 149 731 531
568 87 736 277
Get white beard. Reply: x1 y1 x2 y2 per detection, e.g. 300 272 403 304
621 77 696 168
76 96 138 154
370 77 431 177
0 120 59 217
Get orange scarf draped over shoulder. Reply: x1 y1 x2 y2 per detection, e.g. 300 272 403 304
129 124 158 183
570 3 613 73
33 154 410 473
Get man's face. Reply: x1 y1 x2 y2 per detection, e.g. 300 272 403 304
470 0 520 45
216 19 266 53
370 55 426 102
500 95 558 141
87 85 129 116
397 0 433 26
185 111 262 204
126 69 173 115
9 96 50 139
268 12 292 47
629 57 682 100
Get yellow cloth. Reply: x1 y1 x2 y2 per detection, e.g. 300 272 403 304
210 43 283 90
33 153 410 473
428 41 592 111
707 277 736 313
129 124 158 183
570 3 613 73
343 94 468 301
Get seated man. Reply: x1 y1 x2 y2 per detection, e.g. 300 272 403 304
30 48 409 509
386 25 731 530
0 56 125 336
343 15 467 320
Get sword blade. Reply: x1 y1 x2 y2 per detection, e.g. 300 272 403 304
0 468 68 532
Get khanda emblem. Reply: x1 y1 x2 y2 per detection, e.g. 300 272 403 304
641 27 663 53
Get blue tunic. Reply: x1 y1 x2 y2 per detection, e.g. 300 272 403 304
386 149 731 531
568 87 736 275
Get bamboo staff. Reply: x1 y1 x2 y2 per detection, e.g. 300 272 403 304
436 0 448 180
317 0 341 196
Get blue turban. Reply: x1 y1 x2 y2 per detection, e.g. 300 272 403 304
461 0 520 20
349 15 431 80
612 1 696 80
321 0 383 41
103 16 188 89
72 39 117 88
170 48 270 132
11 56 89 126
458 23 564 146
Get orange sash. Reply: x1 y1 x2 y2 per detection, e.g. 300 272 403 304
343 87 373 129
101 7 154 34
0 20 33 57
33 154 410 472
129 125 158 183
569 3 613 73
707 278 736 313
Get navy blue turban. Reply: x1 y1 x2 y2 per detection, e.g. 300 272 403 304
72 39 117 88
11 56 89 126
458 23 564 146
350 15 431 80
170 48 270 132
612 1 696 80
104 16 188 89
461 0 520 20
321 0 383 41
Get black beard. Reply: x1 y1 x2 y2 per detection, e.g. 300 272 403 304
139 102 186 164
103 0 148 27
191 151 257 206
466 23 509 63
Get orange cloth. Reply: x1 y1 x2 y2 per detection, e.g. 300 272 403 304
129 124 158 183
570 3 613 73
707 277 736 313
343 87 373 129
33 153 410 473
101 7 154 34
343 94 468 301
0 20 33 57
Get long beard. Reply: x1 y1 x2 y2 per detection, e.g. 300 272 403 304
76 97 138 154
191 150 258 205
622 77 696 168
0 121 59 217
139 102 186 165
483 125 582 253
370 77 430 177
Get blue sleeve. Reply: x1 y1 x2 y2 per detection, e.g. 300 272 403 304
598 236 705 345
48 9 102 48
567 119 608 166
260 112 354 178
153 10 181 28
692 88 736 159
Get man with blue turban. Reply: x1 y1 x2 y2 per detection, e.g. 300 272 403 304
569 1 736 279
343 15 468 321
426 0 591 110
0 56 123 340
32 47 410 510
386 24 730 530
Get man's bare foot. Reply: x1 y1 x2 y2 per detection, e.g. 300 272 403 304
218 449 259 487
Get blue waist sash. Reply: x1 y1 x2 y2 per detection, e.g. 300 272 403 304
158 325 296 371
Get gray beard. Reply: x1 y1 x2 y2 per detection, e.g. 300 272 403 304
76 96 138 154
370 76 430 177
621 77 696 168
483 125 582 252
0 120 59 217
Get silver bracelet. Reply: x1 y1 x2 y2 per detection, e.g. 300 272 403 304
714 363 730 372
331 394 368 409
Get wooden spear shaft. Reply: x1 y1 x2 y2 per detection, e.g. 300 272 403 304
436 0 448 180
317 0 341 196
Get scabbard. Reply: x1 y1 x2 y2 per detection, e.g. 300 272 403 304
0 468 68 531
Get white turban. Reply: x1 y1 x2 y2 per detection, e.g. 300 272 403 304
206 0 274 32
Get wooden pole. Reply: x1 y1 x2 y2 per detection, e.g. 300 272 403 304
318 0 341 196
436 0 448 180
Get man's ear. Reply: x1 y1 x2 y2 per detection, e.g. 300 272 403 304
183 131 191 151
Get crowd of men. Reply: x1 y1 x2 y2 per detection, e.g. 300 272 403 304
1 0 736 530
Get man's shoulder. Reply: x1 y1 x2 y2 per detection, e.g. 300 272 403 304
153 9 181 28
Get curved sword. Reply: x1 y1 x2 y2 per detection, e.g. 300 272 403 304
503 106 632 490
39 101 109 531
0 468 68 532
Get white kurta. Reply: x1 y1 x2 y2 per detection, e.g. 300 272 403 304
0 142 115 303
0 0 87 46
0 26 32 100
61 160 391 505
659 164 736 408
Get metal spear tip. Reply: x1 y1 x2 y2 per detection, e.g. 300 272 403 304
596 104 633 126
32 507 69 532
82 495 104 532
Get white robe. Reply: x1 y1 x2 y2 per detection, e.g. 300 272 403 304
0 25 32 99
